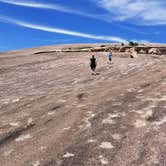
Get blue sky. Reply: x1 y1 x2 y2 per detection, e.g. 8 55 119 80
0 0 166 51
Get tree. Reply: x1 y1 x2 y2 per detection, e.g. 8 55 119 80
129 41 135 46
129 41 138 47
134 42 138 46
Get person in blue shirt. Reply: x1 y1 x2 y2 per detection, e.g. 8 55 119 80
108 51 112 61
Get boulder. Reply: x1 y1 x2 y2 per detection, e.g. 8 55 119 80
119 47 127 52
130 48 138 58
159 48 166 54
130 51 138 58
139 49 147 54
148 48 161 55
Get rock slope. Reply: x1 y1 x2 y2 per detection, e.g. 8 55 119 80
0 46 166 166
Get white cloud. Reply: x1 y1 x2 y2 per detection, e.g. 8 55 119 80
0 0 100 19
0 0 162 37
1 0 166 25
95 0 166 25
0 16 127 43
0 0 75 12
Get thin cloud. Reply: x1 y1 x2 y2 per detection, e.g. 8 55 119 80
0 0 74 12
0 16 127 43
0 0 99 19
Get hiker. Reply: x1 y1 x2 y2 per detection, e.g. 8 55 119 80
90 55 96 73
108 51 112 61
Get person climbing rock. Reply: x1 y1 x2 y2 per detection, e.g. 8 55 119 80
90 55 97 74
108 51 113 61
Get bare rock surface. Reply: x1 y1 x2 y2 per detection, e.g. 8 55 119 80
0 46 166 166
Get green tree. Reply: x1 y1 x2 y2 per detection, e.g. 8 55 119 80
129 41 138 47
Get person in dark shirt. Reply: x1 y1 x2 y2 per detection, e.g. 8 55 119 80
90 55 96 73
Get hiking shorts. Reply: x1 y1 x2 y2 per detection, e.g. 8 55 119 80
90 64 96 71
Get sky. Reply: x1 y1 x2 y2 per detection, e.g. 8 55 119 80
0 0 166 51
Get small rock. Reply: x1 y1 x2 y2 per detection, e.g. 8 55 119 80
27 118 34 126
63 127 71 130
33 160 40 166
47 112 55 115
87 139 97 143
15 134 32 142
3 149 13 156
99 142 114 149
9 122 19 127
63 152 74 158
99 155 109 165
134 120 146 128
112 133 121 140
